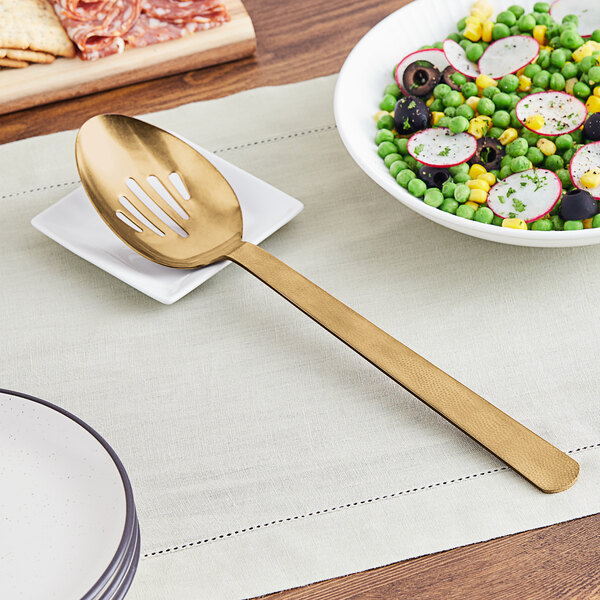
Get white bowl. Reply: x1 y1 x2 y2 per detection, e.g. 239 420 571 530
334 0 600 247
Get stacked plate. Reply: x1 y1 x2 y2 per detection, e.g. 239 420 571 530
0 389 140 600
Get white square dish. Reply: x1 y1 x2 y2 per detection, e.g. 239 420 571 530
32 139 303 304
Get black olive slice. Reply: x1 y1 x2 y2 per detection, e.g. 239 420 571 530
402 61 441 97
469 137 505 171
418 165 451 189
393 96 432 135
559 189 599 221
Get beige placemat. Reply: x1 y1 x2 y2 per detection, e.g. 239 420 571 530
1 75 599 600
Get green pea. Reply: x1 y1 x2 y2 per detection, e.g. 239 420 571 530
555 134 574 152
510 109 521 128
547 65 559 75
564 220 584 230
389 160 408 178
446 32 462 43
510 156 532 172
592 30 600 44
461 81 479 98
518 13 537 32
496 10 517 26
493 23 511 40
545 154 564 171
384 153 402 168
522 61 542 79
377 114 395 130
466 43 484 62
491 92 511 110
530 86 546 94
500 165 513 179
510 25 522 35
442 180 457 198
433 83 452 98
459 39 472 51
501 154 513 169
474 206 494 224
508 5 525 18
480 87 498 101
546 23 561 38
521 130 540 146
396 169 415 187
550 49 567 68
560 29 584 50
573 81 591 99
579 56 596 73
526 146 544 165
509 94 521 109
488 126 504 139
453 172 471 183
404 155 418 170
537 49 551 69
550 72 566 91
422 187 443 206
551 215 564 230
592 213 600 227
457 16 467 31
375 129 394 145
432 41 444 50
499 74 520 93
562 14 579 26
456 104 475 120
456 204 475 219
437 116 452 128
444 106 457 117
380 94 397 111
534 1 550 12
476 97 495 116
532 70 551 89
383 83 402 99
451 73 468 89
440 198 459 214
536 12 553 26
531 219 553 230
449 163 469 176
556 168 573 189
507 138 528 157
396 138 409 155
449 115 470 133
452 181 471 201
430 98 444 112
489 169 500 179
561 62 578 79
571 129 584 144
377 141 397 158
492 215 504 226
562 147 576 163
443 90 463 107
588 66 600 86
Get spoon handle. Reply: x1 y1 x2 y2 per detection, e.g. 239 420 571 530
227 241 578 493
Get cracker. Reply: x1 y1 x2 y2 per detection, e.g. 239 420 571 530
5 48 55 63
0 0 75 58
0 58 29 68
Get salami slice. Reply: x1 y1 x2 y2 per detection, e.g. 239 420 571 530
141 0 230 24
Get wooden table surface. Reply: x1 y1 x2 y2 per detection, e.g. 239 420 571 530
3 1 598 598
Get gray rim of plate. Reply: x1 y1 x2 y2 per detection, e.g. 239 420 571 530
0 388 139 600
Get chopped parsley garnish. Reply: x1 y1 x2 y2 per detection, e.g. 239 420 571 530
438 146 451 157
512 198 526 213
509 212 516 218
408 100 416 109
403 117 411 130
498 195 506 204
414 143 424 155
507 187 516 197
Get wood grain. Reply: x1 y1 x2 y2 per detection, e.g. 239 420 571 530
3 0 599 597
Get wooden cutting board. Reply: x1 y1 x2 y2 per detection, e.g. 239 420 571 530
0 0 255 116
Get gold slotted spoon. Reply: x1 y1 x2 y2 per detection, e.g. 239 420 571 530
75 114 579 494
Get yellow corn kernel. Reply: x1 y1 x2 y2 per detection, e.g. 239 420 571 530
468 118 489 139
431 111 445 125
469 163 487 179
586 95 600 114
587 40 600 53
481 20 494 42
594 86 600 98
525 114 545 130
581 169 600 188
518 75 532 92
533 25 547 45
465 200 480 211
565 77 578 95
478 172 496 186
478 115 493 126
466 15 482 26
467 179 490 192
374 110 389 122
476 73 497 90
583 218 594 229
469 188 488 204
464 24 482 42
499 128 518 145
466 96 480 112
573 43 593 62
537 138 557 156
502 218 528 230
426 96 435 107
473 0 494 20
470 8 487 21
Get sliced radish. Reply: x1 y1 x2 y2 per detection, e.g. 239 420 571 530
407 128 477 167
394 48 450 95
487 169 562 222
478 36 539 79
550 0 600 37
442 39 479 78
515 91 587 136
569 142 600 199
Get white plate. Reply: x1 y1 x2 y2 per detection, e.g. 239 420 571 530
32 129 304 304
0 389 137 600
334 0 600 247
